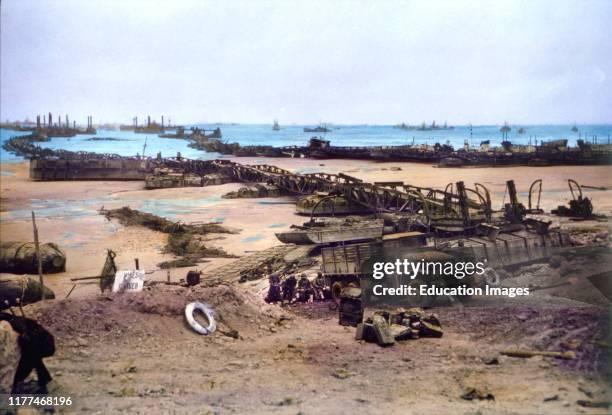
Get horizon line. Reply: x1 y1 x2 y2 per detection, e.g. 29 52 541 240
2 119 612 128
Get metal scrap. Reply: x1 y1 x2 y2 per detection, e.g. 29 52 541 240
356 309 443 347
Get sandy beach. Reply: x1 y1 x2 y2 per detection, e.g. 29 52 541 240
1 157 611 413
2 158 611 299
3 1 611 412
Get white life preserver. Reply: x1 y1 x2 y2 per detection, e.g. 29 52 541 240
185 301 216 335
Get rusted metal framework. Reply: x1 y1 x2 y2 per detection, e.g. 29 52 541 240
211 160 492 227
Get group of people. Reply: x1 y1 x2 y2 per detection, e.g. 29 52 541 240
265 270 328 304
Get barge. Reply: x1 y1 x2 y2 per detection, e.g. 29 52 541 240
29 156 149 180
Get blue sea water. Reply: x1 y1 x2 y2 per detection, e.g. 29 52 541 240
1 123 611 163
0 194 224 223
0 127 221 163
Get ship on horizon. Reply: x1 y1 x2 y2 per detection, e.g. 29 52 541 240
304 122 331 133
394 121 454 131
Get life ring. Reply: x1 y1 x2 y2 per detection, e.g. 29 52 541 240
185 302 216 335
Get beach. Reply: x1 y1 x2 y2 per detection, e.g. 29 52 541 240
3 1 612 412
2 153 611 415
2 157 611 298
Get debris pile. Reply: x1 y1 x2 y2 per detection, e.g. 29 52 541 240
552 196 594 218
145 169 233 189
296 194 369 216
500 349 576 360
438 306 609 372
32 283 279 342
100 207 238 268
188 137 240 155
162 233 236 268
201 244 313 285
356 308 443 347
461 387 495 401
551 179 606 219
565 227 610 246
239 258 287 283
223 184 284 199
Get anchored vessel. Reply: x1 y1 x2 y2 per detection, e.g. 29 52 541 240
187 134 612 166
304 123 331 133
4 113 97 138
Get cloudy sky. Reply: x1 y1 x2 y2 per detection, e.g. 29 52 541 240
1 0 610 125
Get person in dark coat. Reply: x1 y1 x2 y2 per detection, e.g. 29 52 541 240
313 272 327 301
296 274 314 303
0 312 55 393
281 274 297 303
265 273 282 303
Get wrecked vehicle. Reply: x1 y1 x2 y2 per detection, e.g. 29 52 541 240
552 180 598 219
296 194 369 216
320 229 572 305
223 184 284 199
275 218 386 245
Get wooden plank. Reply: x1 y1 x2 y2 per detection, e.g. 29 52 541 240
31 211 45 300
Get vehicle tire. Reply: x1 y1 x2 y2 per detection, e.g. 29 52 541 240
185 302 216 335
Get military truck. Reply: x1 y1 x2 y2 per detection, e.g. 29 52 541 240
320 229 572 304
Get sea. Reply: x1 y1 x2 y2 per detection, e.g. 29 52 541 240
1 123 611 163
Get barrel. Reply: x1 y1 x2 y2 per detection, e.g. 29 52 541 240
0 275 56 309
0 242 66 274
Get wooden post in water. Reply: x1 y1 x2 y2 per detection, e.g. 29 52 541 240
31 211 45 300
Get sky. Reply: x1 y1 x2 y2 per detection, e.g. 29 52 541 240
1 0 611 125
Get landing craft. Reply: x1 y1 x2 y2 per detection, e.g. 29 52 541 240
275 219 385 245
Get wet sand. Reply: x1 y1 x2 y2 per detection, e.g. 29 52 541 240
1 158 611 298
1 157 611 414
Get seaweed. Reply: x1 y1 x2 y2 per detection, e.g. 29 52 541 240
100 206 238 268
157 258 199 269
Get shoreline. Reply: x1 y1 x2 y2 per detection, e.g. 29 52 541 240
2 157 611 300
